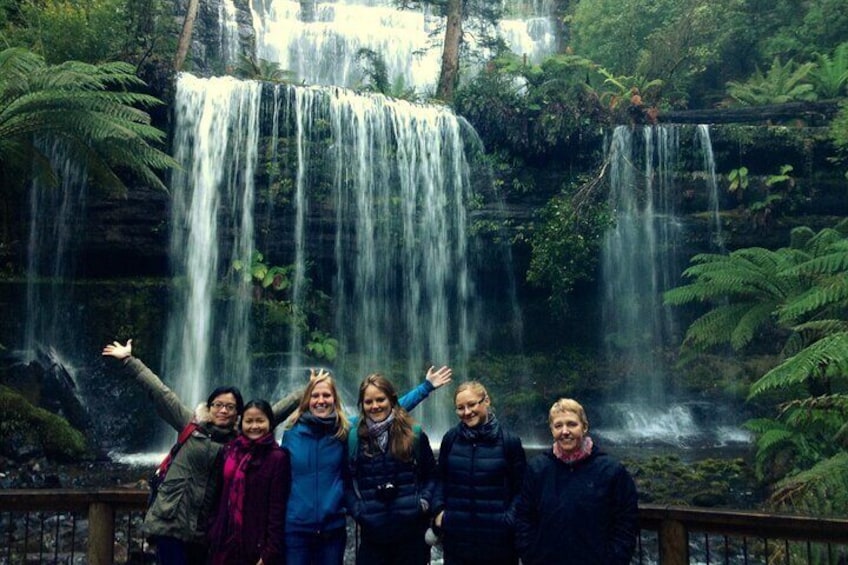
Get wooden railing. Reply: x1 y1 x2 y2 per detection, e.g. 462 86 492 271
2 490 848 564
639 504 848 564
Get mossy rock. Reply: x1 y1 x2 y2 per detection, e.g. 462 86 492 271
0 385 87 461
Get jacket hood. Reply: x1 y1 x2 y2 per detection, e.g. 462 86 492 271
195 402 212 424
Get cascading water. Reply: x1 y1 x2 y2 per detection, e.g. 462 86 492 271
165 74 261 408
168 76 477 433
24 139 88 361
599 125 692 445
250 0 557 91
220 0 242 66
695 124 725 252
597 125 750 447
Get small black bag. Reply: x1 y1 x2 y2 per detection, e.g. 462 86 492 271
147 421 198 509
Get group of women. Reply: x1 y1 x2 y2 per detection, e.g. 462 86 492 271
102 339 638 565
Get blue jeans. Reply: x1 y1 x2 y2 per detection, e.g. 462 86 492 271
285 528 346 565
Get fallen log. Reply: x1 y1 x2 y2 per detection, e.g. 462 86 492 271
657 100 842 125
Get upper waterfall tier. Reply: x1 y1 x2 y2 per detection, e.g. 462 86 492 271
249 0 555 90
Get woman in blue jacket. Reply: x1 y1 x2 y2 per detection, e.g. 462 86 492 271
281 366 450 565
345 374 437 565
514 398 638 565
432 381 526 565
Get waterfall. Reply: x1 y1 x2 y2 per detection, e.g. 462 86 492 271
598 124 741 446
272 85 476 431
249 0 556 91
166 74 262 407
601 125 682 407
220 0 242 67
167 76 476 432
695 124 725 252
24 139 88 360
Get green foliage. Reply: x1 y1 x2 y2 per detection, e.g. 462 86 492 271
765 164 794 188
829 100 848 177
596 67 663 110
671 223 848 508
233 251 339 361
233 251 293 296
355 48 417 101
809 42 848 99
571 0 750 107
664 245 806 352
306 330 339 362
725 57 817 106
0 385 87 461
453 53 606 159
769 450 848 517
7 0 176 66
15 0 125 63
232 55 294 84
0 47 176 195
527 184 611 308
727 166 749 193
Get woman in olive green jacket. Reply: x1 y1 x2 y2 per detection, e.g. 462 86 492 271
102 339 301 565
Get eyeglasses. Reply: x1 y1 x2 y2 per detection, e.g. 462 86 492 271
211 401 237 412
455 397 486 414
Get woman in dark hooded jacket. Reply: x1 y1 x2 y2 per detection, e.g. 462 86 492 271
514 398 638 565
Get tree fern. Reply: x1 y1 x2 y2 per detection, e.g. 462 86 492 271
0 47 175 195
809 42 848 99
748 332 848 398
726 57 817 106
743 418 804 479
768 452 848 516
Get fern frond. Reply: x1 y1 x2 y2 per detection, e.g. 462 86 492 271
683 303 755 351
749 332 848 399
730 301 777 350
769 452 848 516
778 276 848 324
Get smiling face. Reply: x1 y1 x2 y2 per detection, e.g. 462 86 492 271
210 393 239 428
454 388 490 428
308 381 336 418
550 410 587 454
362 384 393 423
241 406 271 440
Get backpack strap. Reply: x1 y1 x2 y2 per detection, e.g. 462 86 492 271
439 427 458 465
411 423 422 466
153 421 199 480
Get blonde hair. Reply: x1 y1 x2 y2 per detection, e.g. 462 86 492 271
548 398 589 429
454 381 489 404
356 373 416 462
285 372 349 440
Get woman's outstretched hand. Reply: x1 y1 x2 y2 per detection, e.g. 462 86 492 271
426 366 452 389
309 368 331 381
102 339 132 360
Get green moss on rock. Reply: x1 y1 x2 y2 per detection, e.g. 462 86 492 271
0 385 87 461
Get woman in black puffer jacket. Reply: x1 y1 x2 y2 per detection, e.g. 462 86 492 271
344 373 436 565
432 381 526 565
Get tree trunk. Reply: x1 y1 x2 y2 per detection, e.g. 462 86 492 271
173 0 201 73
436 0 462 103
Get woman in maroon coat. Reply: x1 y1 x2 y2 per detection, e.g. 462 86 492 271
208 399 290 565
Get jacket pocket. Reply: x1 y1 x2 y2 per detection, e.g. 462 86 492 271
151 477 186 520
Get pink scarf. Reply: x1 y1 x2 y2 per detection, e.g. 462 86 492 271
216 432 275 557
553 435 594 463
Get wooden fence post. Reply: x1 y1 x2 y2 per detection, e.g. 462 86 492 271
659 518 688 564
87 502 115 564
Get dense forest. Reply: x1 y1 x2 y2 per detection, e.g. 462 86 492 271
1 0 847 518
